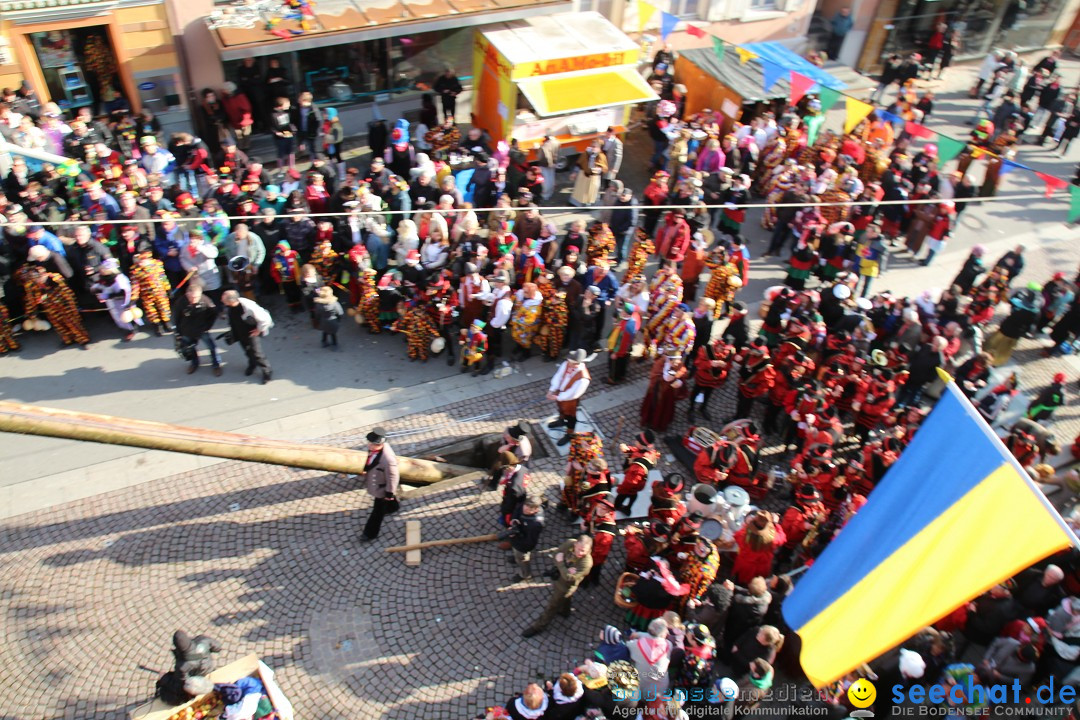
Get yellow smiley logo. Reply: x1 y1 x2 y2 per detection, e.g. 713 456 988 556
847 678 877 709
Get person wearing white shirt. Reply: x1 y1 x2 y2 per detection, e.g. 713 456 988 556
546 348 592 446
483 273 514 374
221 290 274 383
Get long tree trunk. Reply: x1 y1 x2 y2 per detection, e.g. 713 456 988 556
0 401 474 484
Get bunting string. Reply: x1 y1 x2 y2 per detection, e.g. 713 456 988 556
635 0 1077 221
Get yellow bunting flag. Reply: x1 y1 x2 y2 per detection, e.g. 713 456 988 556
844 97 873 134
735 47 758 64
638 0 657 31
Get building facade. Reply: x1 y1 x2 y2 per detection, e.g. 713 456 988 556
0 0 186 128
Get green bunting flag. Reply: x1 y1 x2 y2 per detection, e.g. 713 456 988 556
805 114 825 146
1069 186 1080 224
712 36 725 62
935 136 967 168
817 86 842 112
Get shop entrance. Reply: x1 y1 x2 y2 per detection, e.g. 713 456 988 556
29 26 126 114
871 0 1069 67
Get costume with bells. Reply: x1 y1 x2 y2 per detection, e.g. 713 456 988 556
623 229 655 283
401 300 438 361
25 270 89 346
0 303 20 353
129 251 172 330
563 432 604 517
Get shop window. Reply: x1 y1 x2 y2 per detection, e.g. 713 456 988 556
29 27 128 115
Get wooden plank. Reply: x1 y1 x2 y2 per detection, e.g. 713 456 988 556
404 520 421 567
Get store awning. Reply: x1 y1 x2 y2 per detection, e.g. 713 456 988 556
515 65 658 117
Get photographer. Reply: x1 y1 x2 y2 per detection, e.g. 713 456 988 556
497 495 545 583
221 289 273 384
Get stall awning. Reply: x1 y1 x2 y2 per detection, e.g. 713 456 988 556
515 65 658 117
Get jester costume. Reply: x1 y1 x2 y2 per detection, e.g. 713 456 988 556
401 301 438 361
662 315 696 358
760 166 797 229
459 320 488 372
0 302 19 353
129 252 172 325
818 185 851 226
346 244 370 306
585 223 616 267
563 432 604 517
754 135 787 192
644 275 683 355
310 241 340 285
533 290 568 360
703 253 740 318
357 269 381 331
26 271 89 346
676 543 720 606
271 241 302 309
622 229 654 283
508 290 543 350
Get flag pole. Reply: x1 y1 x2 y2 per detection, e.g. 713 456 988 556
935 367 1080 551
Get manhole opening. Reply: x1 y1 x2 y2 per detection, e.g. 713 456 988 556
418 428 550 469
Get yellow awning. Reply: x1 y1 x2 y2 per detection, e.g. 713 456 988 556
515 65 658 117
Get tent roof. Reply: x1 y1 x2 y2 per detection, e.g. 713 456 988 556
677 42 845 104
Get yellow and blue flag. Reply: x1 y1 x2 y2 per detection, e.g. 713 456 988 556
783 375 1077 687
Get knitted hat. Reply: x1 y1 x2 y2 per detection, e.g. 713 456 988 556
602 625 623 646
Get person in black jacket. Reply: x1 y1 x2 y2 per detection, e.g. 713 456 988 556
608 187 638 264
432 67 462 121
959 584 1021 660
290 91 322 163
722 301 750 351
499 495 545 582
172 280 220 375
495 451 527 527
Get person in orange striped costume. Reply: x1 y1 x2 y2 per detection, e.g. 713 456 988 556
0 303 20 353
129 250 173 336
25 267 90 347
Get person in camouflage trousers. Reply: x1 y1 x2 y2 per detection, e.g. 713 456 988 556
26 268 90 346
129 250 173 335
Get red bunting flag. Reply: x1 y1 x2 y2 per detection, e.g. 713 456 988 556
686 24 706 38
1037 171 1068 197
905 121 935 139
790 72 816 106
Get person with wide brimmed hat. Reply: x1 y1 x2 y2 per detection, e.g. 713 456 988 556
360 427 399 541
547 349 593 446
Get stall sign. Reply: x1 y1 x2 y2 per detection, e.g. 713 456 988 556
515 50 638 79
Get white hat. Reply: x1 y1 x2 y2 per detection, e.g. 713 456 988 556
855 297 873 311
899 649 926 679
714 677 739 702
833 284 852 300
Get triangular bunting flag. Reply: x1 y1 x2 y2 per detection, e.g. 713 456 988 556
970 147 987 160
660 11 679 40
736 47 758 64
818 86 842 112
999 159 1026 176
790 72 815 105
878 110 902 125
686 24 706 38
1037 171 1068 197
905 121 935 138
935 136 967 168
637 0 657 31
805 114 826 146
844 97 873 134
1069 186 1080 224
762 60 785 93
712 37 726 62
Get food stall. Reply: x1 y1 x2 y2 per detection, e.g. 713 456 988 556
130 655 294 720
471 11 658 164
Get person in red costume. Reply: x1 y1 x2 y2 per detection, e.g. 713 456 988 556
615 430 660 515
731 510 786 585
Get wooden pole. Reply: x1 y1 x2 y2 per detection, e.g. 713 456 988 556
385 533 498 553
0 401 476 484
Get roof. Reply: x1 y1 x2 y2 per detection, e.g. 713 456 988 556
677 41 845 104
482 11 638 66
209 0 570 57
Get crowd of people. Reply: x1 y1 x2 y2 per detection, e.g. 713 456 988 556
1 37 1080 720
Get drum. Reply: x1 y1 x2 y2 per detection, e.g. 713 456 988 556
699 518 724 541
